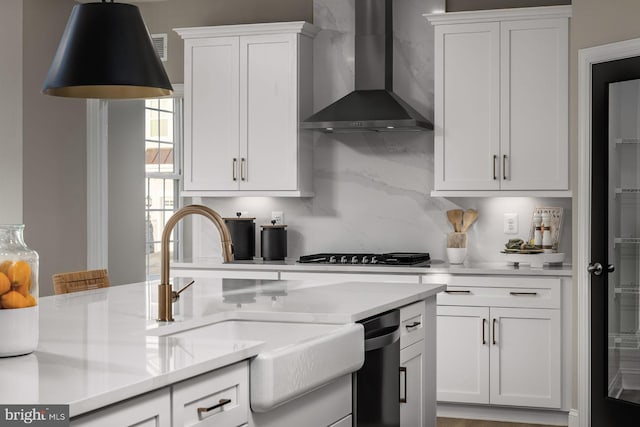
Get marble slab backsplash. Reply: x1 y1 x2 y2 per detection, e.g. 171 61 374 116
192 0 573 264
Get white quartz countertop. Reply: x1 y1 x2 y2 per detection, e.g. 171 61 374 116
0 278 444 417
173 258 573 277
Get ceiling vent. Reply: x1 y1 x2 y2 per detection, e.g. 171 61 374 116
151 33 168 62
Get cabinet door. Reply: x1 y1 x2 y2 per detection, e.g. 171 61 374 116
401 340 427 427
240 34 297 191
172 362 249 427
436 306 490 404
184 37 240 191
489 307 561 408
70 388 170 427
434 23 500 190
499 18 568 190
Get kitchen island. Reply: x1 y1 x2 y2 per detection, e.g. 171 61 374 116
0 277 444 426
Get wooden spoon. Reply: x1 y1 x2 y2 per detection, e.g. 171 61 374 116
461 209 478 233
447 209 463 232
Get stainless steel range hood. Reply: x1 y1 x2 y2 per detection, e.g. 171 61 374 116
301 0 433 133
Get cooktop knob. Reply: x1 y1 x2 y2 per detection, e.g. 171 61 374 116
351 256 359 264
371 256 378 264
329 256 337 264
362 256 369 264
340 255 348 264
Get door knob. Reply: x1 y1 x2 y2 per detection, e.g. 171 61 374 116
587 263 603 276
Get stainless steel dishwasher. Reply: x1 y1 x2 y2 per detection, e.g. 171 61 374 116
354 309 401 427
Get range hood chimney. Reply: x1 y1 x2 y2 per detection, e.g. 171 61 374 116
302 0 433 133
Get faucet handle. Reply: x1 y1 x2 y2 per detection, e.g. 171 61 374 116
172 280 195 302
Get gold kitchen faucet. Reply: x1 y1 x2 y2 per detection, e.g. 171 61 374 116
158 205 234 321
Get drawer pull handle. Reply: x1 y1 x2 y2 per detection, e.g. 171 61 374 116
405 321 421 329
444 290 471 294
509 291 538 296
503 154 508 180
232 158 237 181
492 319 497 345
198 398 232 414
482 318 487 345
400 366 407 403
493 155 498 180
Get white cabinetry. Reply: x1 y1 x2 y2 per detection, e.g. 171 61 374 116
433 276 562 409
400 300 436 427
176 22 319 197
172 361 249 427
427 6 571 196
71 362 249 427
70 388 171 427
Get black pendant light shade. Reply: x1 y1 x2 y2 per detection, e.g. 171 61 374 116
42 1 173 99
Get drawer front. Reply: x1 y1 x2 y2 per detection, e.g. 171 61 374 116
437 284 560 309
400 301 425 349
172 361 248 427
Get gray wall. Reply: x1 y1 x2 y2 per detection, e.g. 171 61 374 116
23 0 87 296
138 0 313 83
0 0 23 224
108 101 146 286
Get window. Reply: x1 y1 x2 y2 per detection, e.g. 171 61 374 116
145 98 182 281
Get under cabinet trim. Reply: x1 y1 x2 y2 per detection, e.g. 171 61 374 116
180 190 314 198
430 190 572 198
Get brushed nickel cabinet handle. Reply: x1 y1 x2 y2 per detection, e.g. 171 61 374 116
198 398 232 414
399 366 407 403
232 158 237 181
493 155 498 180
444 290 471 294
503 154 508 180
509 291 538 296
482 318 487 345
492 318 497 345
241 158 246 181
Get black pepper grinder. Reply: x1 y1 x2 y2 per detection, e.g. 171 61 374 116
260 220 287 261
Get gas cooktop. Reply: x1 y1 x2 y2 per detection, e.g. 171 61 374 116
297 252 430 266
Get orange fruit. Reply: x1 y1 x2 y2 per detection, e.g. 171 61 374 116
0 260 11 276
1 291 28 309
0 272 10 295
8 261 31 296
24 293 37 307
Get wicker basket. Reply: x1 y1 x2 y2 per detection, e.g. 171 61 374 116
52 269 110 295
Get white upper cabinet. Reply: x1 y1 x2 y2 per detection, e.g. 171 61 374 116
427 6 571 197
176 22 319 197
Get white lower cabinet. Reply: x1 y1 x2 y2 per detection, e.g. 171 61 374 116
437 299 562 409
172 361 249 427
401 340 425 427
400 300 434 427
437 306 490 404
70 388 171 427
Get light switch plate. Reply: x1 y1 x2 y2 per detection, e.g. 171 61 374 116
271 211 284 225
504 213 518 234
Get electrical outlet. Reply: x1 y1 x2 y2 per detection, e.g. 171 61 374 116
271 211 284 225
504 213 518 234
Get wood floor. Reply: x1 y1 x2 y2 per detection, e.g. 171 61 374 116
437 418 565 427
